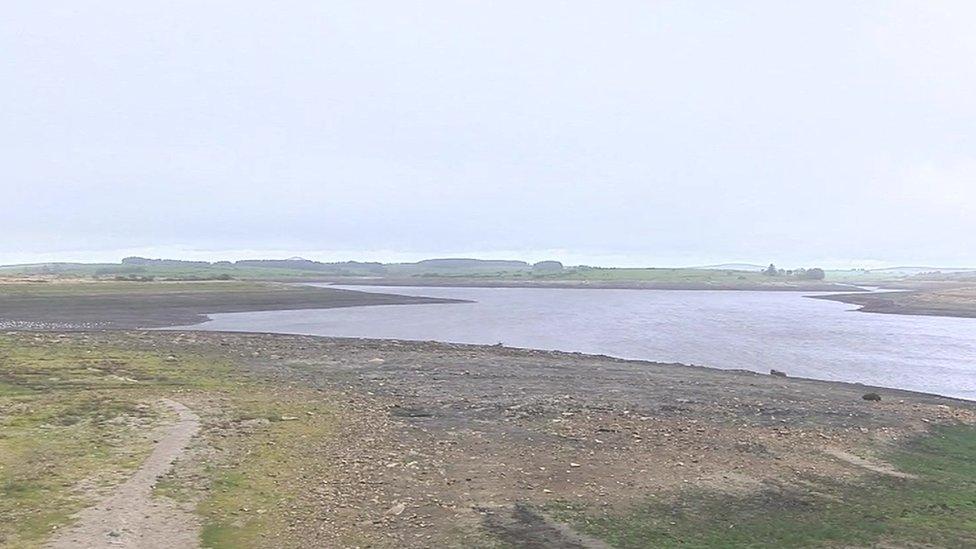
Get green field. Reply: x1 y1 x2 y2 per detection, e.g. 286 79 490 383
0 258 862 287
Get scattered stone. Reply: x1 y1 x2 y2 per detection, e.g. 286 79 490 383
770 369 787 377
862 392 882 402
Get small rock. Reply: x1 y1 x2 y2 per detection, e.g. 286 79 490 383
862 392 882 402
770 369 787 378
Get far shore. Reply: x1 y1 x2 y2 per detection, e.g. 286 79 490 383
0 280 464 330
288 276 866 292
812 288 976 319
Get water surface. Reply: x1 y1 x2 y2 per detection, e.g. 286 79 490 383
189 285 976 400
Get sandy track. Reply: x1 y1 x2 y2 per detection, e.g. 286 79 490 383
46 399 201 549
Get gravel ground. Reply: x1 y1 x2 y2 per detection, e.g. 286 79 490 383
26 330 972 547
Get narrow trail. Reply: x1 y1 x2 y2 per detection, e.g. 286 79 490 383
47 399 201 549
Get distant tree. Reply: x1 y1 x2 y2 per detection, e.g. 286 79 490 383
763 263 779 276
121 256 152 265
532 260 564 274
805 268 826 280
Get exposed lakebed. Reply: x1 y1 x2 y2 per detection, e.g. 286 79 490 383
187 285 976 400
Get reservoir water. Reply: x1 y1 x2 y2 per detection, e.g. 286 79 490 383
188 285 976 400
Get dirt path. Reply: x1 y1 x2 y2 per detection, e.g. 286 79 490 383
46 399 201 549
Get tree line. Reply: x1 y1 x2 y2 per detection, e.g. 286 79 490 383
763 263 825 280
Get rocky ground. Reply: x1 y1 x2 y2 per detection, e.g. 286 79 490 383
4 330 973 547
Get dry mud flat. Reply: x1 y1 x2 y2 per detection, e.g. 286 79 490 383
814 287 976 318
0 281 462 330
11 331 971 548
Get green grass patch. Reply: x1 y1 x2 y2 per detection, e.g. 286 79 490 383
547 425 976 548
0 388 157 547
196 394 340 548
0 333 353 547
0 335 235 547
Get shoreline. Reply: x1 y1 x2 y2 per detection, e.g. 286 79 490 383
293 276 865 292
185 329 976 403
812 289 976 319
4 330 975 546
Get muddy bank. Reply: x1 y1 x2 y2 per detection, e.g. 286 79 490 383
813 287 976 318
0 282 463 330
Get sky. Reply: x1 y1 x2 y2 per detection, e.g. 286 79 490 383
1 1 974 268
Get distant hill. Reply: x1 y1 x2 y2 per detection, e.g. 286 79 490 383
122 256 211 267
409 258 529 270
234 258 387 275
867 266 976 275
15 257 965 285
692 263 766 272
0 257 540 279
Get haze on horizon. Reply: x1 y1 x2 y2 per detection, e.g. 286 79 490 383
2 1 974 269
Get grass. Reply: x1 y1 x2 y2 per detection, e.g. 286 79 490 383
0 280 276 296
2 260 863 286
194 393 340 548
408 267 842 287
0 263 339 281
535 267 769 283
0 334 346 548
0 339 169 547
547 424 976 548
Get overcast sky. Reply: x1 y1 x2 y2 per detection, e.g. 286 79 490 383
2 1 974 268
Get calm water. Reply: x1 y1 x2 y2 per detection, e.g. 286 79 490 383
189 285 976 400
